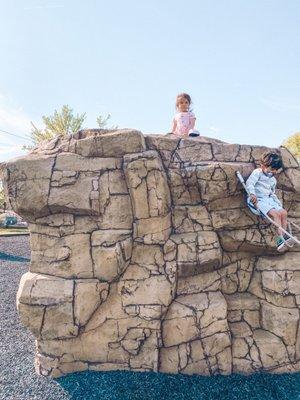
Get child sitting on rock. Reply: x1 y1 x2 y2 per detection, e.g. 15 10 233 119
171 93 199 137
246 151 293 252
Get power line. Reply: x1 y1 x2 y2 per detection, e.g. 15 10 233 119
0 142 26 148
0 142 20 146
0 128 32 141
0 128 32 142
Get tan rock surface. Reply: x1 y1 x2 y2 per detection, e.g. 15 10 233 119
1 130 299 377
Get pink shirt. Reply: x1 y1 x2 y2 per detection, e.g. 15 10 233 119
173 111 196 136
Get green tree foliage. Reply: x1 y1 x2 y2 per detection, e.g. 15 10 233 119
23 105 117 150
24 105 86 150
96 113 118 130
282 132 300 160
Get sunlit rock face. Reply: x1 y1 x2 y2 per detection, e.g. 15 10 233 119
1 129 299 377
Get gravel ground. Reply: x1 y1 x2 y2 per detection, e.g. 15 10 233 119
0 236 70 400
0 236 300 400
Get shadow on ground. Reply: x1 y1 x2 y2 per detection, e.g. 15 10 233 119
0 251 30 262
56 370 300 400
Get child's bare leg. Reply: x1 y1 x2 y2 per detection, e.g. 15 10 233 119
267 209 283 236
279 209 288 232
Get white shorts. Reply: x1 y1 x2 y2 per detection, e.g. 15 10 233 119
257 197 283 215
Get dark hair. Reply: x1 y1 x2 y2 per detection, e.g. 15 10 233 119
260 151 283 170
176 93 192 109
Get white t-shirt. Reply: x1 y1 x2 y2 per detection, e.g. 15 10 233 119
173 111 196 136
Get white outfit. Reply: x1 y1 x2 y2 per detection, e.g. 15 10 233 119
173 111 196 136
246 168 282 215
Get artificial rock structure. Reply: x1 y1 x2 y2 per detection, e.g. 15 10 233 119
1 129 300 377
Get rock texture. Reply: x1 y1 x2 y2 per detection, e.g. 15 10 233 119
1 129 299 377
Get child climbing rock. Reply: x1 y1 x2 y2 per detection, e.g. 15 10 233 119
171 93 199 137
246 151 294 252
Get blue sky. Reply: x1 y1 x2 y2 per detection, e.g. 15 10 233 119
0 0 300 161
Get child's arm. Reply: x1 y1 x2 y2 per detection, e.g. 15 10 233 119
189 112 196 130
171 118 177 134
246 169 260 203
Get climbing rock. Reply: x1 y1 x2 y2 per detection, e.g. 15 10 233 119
1 130 299 377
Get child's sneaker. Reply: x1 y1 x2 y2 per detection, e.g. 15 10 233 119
188 129 200 137
283 234 295 248
276 236 286 252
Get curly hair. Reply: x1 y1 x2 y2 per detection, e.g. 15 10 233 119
260 151 283 170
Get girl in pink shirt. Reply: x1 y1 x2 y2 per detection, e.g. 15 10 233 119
171 93 199 137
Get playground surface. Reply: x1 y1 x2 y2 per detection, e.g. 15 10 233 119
0 236 299 400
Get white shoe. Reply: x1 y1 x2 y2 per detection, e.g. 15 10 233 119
283 234 295 248
188 130 200 137
276 236 287 252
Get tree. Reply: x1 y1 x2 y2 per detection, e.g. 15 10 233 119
96 113 118 130
282 132 300 160
24 105 86 150
24 105 117 150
